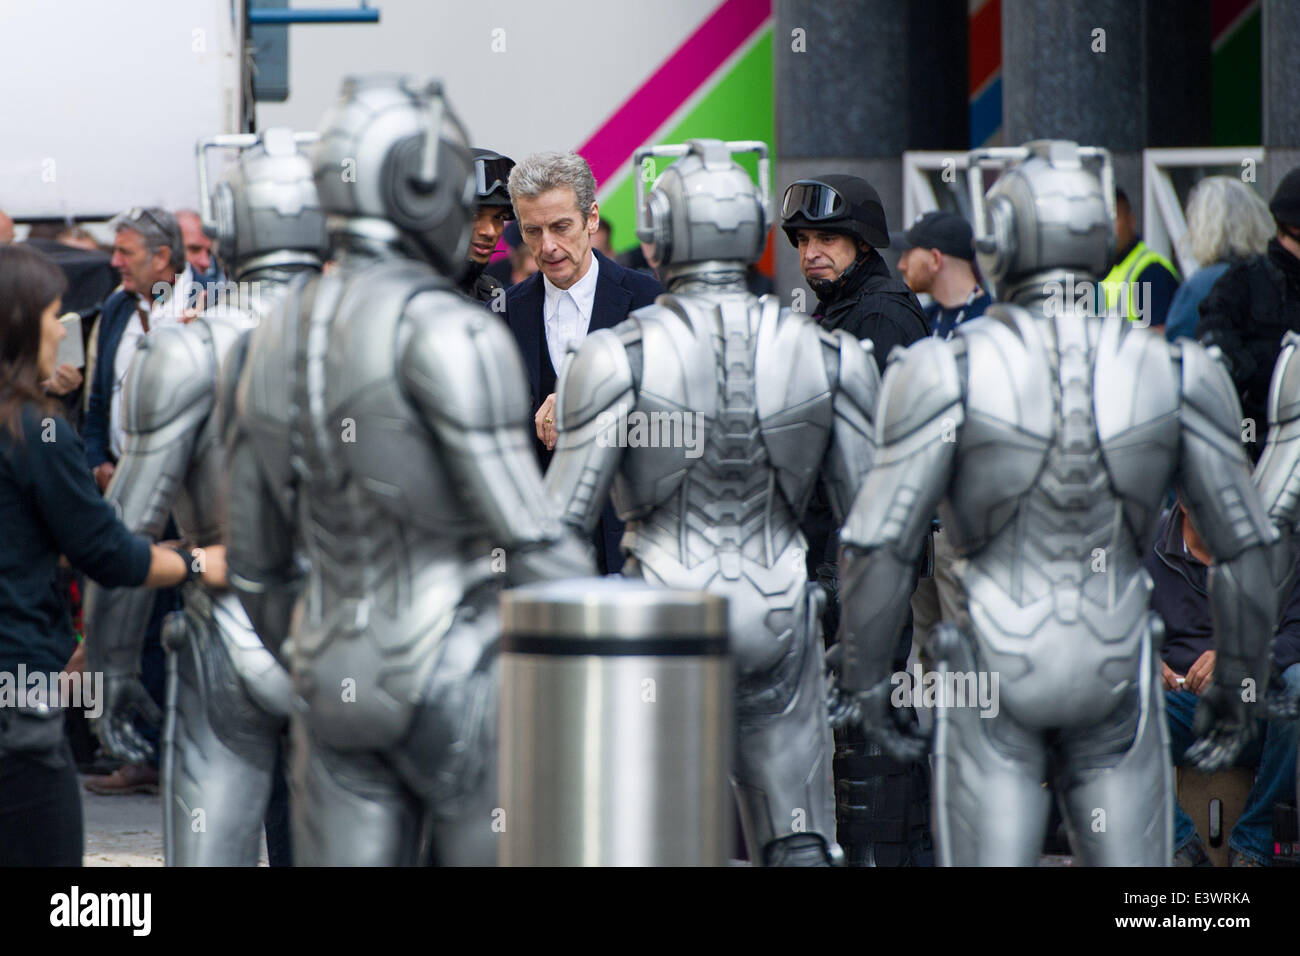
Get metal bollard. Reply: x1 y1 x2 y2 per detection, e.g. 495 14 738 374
499 578 731 866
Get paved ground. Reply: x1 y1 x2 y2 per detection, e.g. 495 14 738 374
81 786 267 866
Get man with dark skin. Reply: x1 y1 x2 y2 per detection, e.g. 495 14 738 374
461 148 515 308
1101 188 1179 332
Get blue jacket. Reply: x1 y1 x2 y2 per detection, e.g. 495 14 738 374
503 250 663 574
1143 507 1300 677
1165 262 1229 342
83 288 139 469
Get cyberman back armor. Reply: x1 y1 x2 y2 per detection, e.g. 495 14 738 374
836 140 1278 866
83 127 327 865
545 139 880 865
223 75 592 866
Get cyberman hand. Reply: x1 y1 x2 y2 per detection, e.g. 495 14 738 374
1184 670 1259 773
824 643 859 729
826 645 929 762
93 671 162 766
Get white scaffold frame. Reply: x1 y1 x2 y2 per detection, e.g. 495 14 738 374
1142 147 1267 278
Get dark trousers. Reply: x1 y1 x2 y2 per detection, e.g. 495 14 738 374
264 734 292 867
0 739 83 866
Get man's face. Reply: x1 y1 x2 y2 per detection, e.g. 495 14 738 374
796 229 860 283
468 205 511 265
515 187 597 290
110 228 172 296
1278 224 1300 263
178 213 212 275
898 247 941 294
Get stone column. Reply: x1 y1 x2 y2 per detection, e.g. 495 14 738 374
773 0 966 302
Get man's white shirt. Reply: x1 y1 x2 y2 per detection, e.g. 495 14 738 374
542 253 599 379
109 265 195 460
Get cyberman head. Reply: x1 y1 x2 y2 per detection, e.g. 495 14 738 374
311 74 476 277
967 140 1115 302
197 127 328 282
634 139 770 290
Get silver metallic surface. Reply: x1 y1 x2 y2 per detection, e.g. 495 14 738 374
226 75 593 866
499 579 731 866
84 128 325 866
197 128 327 279
839 141 1278 866
634 138 770 291
546 140 879 865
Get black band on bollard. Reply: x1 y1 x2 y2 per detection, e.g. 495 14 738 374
500 632 728 656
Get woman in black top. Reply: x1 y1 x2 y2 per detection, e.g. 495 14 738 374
0 244 225 866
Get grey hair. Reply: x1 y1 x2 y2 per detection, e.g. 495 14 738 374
1180 176 1273 268
110 206 185 272
507 152 596 219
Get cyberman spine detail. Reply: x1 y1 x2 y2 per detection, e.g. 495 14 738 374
545 139 879 865
836 141 1277 866
224 76 592 866
83 127 327 865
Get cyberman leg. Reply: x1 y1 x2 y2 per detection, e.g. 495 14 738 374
931 629 1051 866
1056 626 1172 867
290 719 425 866
161 592 287 866
733 587 837 866
401 595 500 867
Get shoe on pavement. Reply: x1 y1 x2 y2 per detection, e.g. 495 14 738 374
83 763 160 796
1173 837 1213 867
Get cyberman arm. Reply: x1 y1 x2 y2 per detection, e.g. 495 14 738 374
544 325 638 540
83 327 211 764
399 295 594 584
1253 332 1300 579
220 327 302 662
1250 332 1300 719
836 338 964 761
1174 340 1281 771
818 332 880 525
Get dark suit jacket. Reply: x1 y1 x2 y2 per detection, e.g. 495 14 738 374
83 289 140 469
503 249 663 574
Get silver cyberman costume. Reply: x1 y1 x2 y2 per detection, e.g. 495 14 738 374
223 75 593 866
1249 331 1300 821
835 140 1278 866
544 139 880 865
83 128 327 865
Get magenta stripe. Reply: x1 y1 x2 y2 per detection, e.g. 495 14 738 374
578 0 770 188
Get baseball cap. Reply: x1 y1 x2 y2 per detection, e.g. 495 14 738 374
890 211 975 261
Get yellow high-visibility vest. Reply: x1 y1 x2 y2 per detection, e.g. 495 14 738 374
1101 241 1181 323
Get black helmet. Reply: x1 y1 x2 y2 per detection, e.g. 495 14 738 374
472 148 515 218
780 174 890 249
1270 166 1300 228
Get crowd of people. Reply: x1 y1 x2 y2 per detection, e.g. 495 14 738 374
2 124 1300 866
